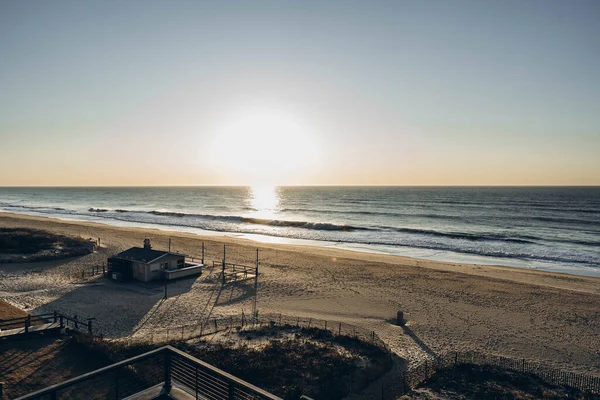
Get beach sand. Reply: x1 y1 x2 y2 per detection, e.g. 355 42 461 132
1 212 599 375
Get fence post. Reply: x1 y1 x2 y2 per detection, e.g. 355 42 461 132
164 350 172 394
53 311 58 323
25 315 31 334
88 320 93 334
115 368 120 399
195 366 199 399
308 318 312 328
339 323 341 335
228 381 235 400
59 315 64 328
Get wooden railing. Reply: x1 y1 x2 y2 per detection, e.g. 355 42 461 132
0 311 95 335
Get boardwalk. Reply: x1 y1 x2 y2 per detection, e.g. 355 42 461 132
0 322 61 339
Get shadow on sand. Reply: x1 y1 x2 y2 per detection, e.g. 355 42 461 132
30 275 198 338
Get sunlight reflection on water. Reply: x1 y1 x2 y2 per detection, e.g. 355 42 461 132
248 185 280 219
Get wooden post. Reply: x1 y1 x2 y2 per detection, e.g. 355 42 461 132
164 351 172 393
397 311 404 326
222 245 226 285
25 315 31 334
202 242 205 265
253 248 259 323
87 319 93 334
168 238 171 252
53 311 58 323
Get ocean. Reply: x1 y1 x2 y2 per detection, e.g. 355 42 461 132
0 186 598 277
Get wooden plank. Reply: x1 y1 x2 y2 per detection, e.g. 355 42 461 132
0 322 60 338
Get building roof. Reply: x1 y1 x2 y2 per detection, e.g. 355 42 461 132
110 247 185 264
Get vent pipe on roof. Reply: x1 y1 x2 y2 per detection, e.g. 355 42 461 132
144 238 152 249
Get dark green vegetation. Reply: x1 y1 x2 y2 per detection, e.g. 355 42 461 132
0 228 92 262
405 364 600 400
76 325 393 399
0 336 111 399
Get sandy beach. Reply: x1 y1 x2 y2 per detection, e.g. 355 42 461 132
1 211 599 375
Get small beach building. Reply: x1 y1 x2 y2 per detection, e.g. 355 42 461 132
107 239 199 282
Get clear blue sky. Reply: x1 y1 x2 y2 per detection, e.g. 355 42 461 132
1 0 599 185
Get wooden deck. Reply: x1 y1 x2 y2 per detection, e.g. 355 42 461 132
123 383 196 400
0 322 61 339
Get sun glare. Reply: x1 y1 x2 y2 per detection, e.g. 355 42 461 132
208 108 322 184
248 185 280 219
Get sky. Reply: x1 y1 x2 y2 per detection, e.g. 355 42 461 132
1 0 599 186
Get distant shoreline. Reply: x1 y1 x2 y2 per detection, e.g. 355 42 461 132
2 210 599 285
1 206 599 279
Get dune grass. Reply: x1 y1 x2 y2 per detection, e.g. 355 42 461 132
0 227 91 262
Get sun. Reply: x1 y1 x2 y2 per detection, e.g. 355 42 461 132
208 108 322 185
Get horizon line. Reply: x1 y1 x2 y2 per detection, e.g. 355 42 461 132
1 184 599 188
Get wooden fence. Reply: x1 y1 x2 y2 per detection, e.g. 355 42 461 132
0 311 96 336
380 350 600 399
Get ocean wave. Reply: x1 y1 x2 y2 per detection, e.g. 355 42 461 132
240 217 366 231
3 201 598 268
376 226 538 244
98 208 365 232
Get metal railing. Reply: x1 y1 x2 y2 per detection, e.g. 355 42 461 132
15 345 281 400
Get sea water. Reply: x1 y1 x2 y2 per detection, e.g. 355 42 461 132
0 186 598 277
